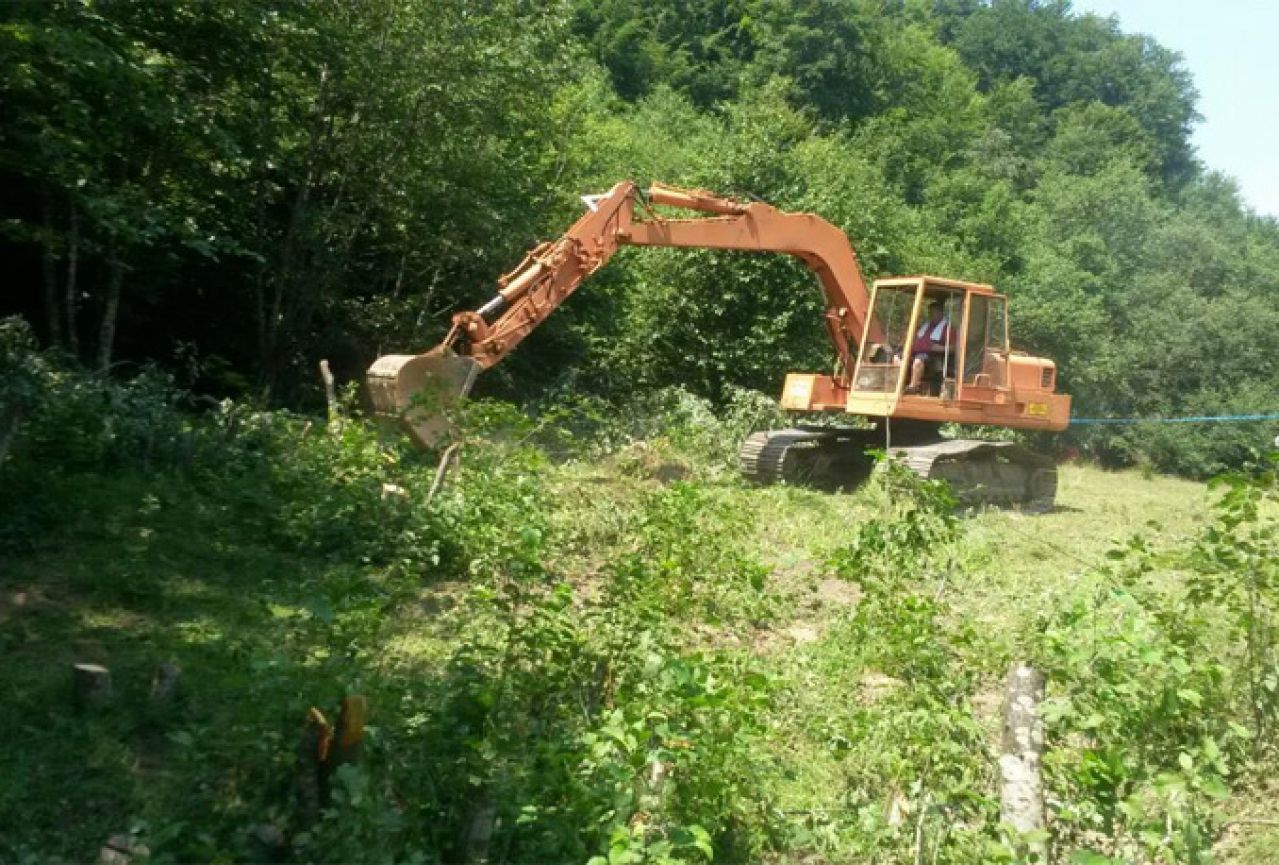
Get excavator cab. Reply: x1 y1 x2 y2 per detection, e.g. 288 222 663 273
851 278 969 399
843 276 1066 432
855 281 970 398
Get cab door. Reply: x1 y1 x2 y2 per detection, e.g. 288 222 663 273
958 293 1009 402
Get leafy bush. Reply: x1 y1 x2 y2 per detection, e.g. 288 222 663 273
1033 462 1279 861
781 459 1000 863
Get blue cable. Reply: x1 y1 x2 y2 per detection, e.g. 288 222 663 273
1070 413 1279 426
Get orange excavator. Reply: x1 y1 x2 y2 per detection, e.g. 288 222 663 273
366 181 1070 509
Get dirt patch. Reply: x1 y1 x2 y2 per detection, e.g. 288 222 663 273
1213 778 1279 862
750 576 861 655
762 554 819 585
750 622 804 654
814 578 860 608
970 683 1004 737
859 671 904 704
751 619 825 654
785 624 821 644
609 441 692 484
417 580 473 617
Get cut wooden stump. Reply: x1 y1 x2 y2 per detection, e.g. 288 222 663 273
148 661 182 704
96 834 149 864
295 694 369 824
296 707 330 826
248 823 287 861
73 663 113 710
326 695 367 774
1000 664 1046 860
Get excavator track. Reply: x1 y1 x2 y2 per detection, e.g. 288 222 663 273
895 439 1058 513
739 429 1057 511
739 428 878 489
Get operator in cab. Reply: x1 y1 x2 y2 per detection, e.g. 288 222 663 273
905 298 955 395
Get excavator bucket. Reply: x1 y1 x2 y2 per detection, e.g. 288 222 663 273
365 347 481 448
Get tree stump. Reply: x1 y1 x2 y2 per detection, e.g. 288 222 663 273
296 708 330 826
96 834 148 864
1000 664 1046 859
148 661 182 704
326 695 367 774
295 694 368 824
248 823 287 862
73 663 113 710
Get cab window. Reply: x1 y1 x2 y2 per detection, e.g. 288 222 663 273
963 294 1008 388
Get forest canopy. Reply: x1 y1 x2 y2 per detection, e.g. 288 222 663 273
3 0 1277 475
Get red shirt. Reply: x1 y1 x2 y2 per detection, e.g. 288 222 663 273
912 317 953 354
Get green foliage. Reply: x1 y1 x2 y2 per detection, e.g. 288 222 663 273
3 368 1279 861
1037 573 1235 862
8 1 1279 856
1189 461 1279 743
1028 464 1279 861
789 459 999 863
3 0 1277 474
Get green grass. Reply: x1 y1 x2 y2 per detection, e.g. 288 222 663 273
2 444 1274 863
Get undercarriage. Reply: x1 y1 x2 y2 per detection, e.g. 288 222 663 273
738 425 1058 512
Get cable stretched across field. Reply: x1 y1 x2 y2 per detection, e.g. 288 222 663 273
1070 412 1279 426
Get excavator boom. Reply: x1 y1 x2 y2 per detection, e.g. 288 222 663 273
368 181 876 447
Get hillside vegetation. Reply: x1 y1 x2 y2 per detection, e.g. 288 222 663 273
1 347 1278 863
3 2 1279 863
2 0 1278 473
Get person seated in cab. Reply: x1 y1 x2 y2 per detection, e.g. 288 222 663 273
905 299 956 395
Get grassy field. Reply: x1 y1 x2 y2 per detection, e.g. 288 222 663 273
2 420 1276 863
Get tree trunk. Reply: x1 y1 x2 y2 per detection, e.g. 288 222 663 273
40 194 62 347
0 407 23 468
98 253 124 373
260 64 329 394
64 202 80 358
318 359 338 427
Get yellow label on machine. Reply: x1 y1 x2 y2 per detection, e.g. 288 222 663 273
781 375 815 410
1025 402 1049 418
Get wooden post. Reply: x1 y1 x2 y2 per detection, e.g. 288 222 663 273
427 442 462 504
1000 664 1046 860
148 661 182 704
324 695 367 774
319 359 338 427
73 663 113 710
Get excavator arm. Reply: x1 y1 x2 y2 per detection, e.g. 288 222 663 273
367 180 876 447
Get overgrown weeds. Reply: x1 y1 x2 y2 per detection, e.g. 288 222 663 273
2 342 1278 862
